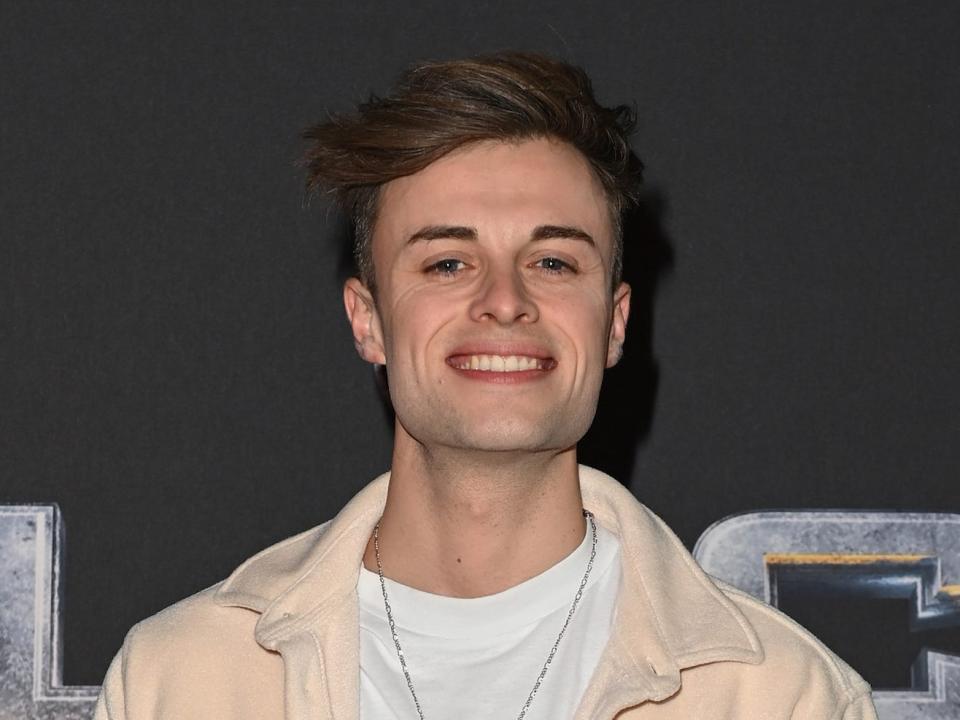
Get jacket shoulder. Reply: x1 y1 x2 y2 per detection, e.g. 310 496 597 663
715 579 873 709
116 518 339 673
126 583 255 651
123 583 280 681
99 580 285 718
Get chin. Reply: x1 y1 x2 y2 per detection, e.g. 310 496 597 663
398 404 588 454
445 419 571 453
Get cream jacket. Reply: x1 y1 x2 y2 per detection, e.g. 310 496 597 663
95 466 877 719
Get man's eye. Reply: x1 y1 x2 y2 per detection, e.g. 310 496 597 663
427 259 466 275
535 257 574 274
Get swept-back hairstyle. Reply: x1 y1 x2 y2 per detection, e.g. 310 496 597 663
302 51 643 292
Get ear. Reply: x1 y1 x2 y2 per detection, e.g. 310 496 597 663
343 277 387 365
606 281 631 368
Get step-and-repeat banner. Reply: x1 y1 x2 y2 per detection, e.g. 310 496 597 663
3 2 957 718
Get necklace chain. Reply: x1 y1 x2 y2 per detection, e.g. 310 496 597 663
373 510 598 720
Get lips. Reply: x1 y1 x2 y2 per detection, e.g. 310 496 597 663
445 345 558 374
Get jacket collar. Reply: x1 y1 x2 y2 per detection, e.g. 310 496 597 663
215 471 389 646
573 467 763 717
213 466 762 716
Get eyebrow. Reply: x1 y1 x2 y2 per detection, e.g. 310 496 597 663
531 225 595 246
406 224 595 246
407 225 477 244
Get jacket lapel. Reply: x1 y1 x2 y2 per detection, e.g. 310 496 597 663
214 473 391 720
575 466 763 718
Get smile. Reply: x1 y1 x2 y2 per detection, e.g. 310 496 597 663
447 354 556 372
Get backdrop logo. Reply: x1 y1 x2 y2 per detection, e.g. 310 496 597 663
0 506 98 719
695 511 960 718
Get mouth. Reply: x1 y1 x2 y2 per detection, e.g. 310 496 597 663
446 353 556 372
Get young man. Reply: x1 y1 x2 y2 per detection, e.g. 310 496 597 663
95 53 878 719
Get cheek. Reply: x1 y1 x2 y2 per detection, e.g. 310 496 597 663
385 294 456 367
546 295 612 354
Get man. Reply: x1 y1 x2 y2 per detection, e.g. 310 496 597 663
95 52 878 719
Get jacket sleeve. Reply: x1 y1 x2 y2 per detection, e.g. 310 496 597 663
839 690 878 720
94 647 127 720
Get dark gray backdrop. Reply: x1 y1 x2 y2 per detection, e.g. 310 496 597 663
2 0 958 689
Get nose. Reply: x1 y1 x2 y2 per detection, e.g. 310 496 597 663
468 265 539 325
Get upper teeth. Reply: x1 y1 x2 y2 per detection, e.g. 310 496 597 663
454 355 544 372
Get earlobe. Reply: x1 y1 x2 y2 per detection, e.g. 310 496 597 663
343 278 387 365
606 282 631 368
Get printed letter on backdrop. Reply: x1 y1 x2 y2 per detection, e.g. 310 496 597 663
0 506 98 719
695 511 960 719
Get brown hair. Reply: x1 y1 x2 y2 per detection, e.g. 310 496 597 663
302 51 643 292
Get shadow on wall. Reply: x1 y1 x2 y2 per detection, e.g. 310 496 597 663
329 187 676 477
579 188 675 483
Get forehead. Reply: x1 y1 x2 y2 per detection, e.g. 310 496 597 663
374 137 613 244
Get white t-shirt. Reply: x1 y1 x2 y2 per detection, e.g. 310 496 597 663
358 521 621 720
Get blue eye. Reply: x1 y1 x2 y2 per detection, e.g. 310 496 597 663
536 257 574 274
428 259 465 275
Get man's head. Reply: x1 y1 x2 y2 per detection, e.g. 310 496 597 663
303 51 643 295
304 52 642 456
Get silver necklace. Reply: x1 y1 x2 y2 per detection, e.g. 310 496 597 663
373 509 598 720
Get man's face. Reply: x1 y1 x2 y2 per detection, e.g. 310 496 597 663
344 137 630 455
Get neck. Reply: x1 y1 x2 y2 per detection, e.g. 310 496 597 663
363 425 586 598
